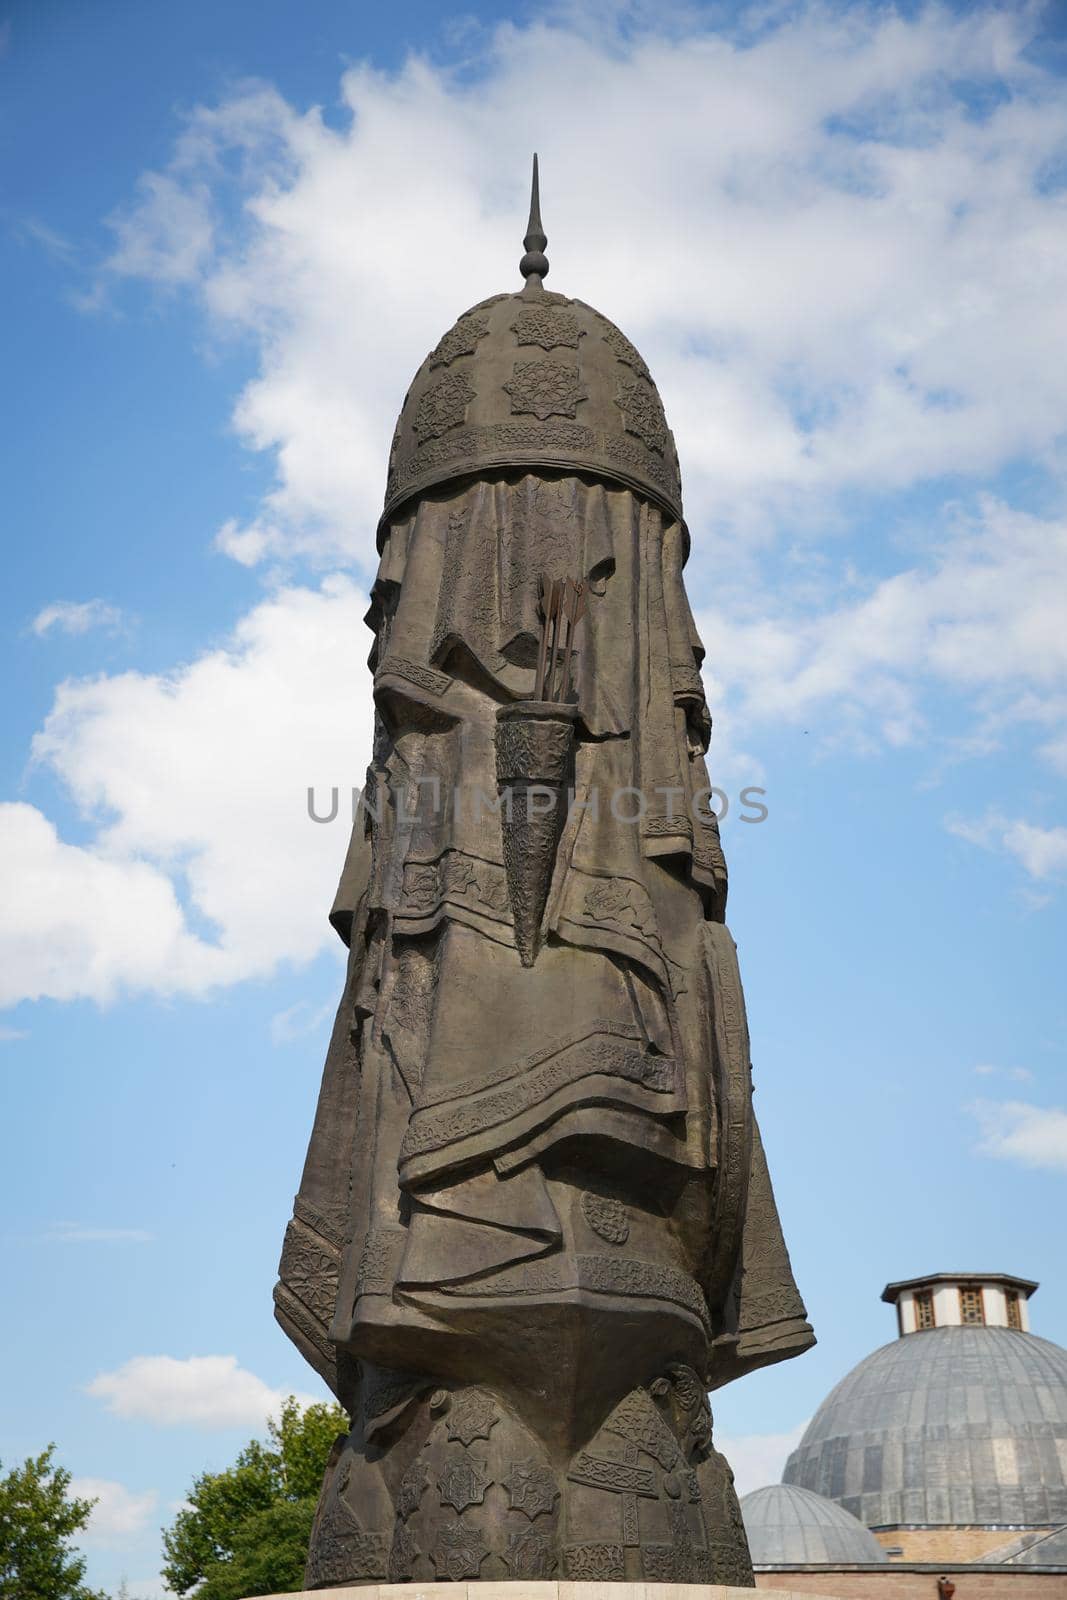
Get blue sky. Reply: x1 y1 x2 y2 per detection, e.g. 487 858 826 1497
3 1 1067 1593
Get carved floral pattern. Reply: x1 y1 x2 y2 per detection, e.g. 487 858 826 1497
428 315 490 368
504 1528 556 1578
505 360 587 421
564 1542 625 1580
580 1191 631 1246
602 321 652 379
277 1224 338 1322
395 1458 430 1519
642 1543 677 1579
387 1523 420 1582
414 371 476 442
615 378 668 454
583 877 657 937
511 308 584 350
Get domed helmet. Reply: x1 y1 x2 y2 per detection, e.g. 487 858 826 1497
381 156 683 541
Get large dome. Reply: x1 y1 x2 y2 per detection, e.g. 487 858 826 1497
741 1483 889 1565
381 160 682 535
783 1326 1067 1529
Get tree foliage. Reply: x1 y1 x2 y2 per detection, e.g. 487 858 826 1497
161 1397 347 1600
0 1444 105 1600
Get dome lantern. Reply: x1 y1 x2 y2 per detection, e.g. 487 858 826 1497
882 1270 1038 1336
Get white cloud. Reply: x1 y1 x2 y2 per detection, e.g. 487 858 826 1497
92 6 1067 566
947 810 1067 882
4 4 1064 1013
0 577 369 1008
701 498 1067 743
32 599 123 638
0 802 222 1008
971 1099 1067 1173
86 1354 320 1429
69 1478 158 1544
45 1222 154 1244
0 1025 27 1042
716 1419 809 1496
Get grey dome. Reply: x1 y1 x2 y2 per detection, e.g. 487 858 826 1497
783 1326 1067 1529
741 1483 888 1564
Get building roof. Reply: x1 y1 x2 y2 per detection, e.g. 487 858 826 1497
741 1483 889 1565
783 1325 1067 1529
881 1271 1039 1304
986 1526 1067 1565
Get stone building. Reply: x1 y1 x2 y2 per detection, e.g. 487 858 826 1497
743 1271 1067 1597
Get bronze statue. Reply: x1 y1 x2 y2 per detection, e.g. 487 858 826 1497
275 158 813 1589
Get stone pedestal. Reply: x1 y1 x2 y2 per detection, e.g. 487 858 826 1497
253 1584 839 1600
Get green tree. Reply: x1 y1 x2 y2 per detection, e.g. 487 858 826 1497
161 1397 347 1600
0 1444 105 1600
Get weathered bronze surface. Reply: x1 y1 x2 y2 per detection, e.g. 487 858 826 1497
275 159 813 1590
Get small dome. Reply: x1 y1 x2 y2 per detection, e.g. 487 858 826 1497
741 1483 889 1564
382 285 682 535
783 1325 1067 1528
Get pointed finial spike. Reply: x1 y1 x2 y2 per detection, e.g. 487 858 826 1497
519 153 549 285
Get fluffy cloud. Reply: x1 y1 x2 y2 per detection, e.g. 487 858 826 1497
1 578 371 1007
86 1354 320 1428
699 499 1067 747
96 6 1067 565
970 1100 1067 1173
5 5 1066 1013
947 811 1067 881
715 1420 809 1496
31 599 123 637
69 1478 158 1544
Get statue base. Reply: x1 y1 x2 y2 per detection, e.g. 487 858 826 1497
253 1584 838 1599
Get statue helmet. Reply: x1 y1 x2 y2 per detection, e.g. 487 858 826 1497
380 156 683 543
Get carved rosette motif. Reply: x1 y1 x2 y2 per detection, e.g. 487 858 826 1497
504 360 587 421
436 1450 490 1513
615 378 669 454
414 371 476 442
511 307 584 350
428 314 490 368
277 1222 339 1323
445 1388 499 1445
430 1520 490 1580
501 1457 560 1519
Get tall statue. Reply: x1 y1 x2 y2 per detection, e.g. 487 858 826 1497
276 159 813 1590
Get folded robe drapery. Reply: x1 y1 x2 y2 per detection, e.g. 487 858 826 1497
275 473 812 1416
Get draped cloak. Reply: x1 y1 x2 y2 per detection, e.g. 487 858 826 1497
276 472 812 1438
